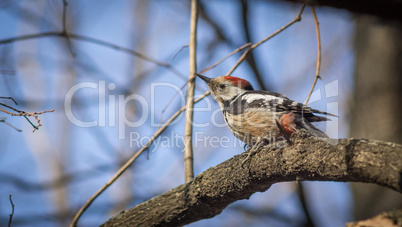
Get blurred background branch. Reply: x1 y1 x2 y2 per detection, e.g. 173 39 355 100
284 0 402 21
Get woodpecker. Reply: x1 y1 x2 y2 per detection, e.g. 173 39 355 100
196 74 336 146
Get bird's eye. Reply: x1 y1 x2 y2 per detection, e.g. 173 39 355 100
219 84 225 89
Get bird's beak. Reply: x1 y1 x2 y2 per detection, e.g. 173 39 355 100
195 73 211 84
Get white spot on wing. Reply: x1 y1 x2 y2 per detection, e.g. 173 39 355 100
241 94 274 103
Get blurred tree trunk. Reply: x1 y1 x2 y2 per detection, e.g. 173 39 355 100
350 16 402 220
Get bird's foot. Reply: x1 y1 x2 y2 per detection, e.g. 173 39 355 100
241 139 287 168
241 140 266 168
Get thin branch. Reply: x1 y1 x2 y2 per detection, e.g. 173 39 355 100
0 32 188 80
171 44 189 60
8 195 14 227
226 48 251 76
0 117 22 132
184 0 199 183
0 103 54 132
304 6 322 105
226 4 306 76
0 104 54 117
0 32 167 65
199 1 267 89
23 115 39 131
159 82 188 127
0 103 22 114
0 97 18 105
198 2 235 46
61 0 75 57
240 0 266 90
199 42 251 74
251 4 306 49
296 183 315 227
0 32 166 65
62 0 68 33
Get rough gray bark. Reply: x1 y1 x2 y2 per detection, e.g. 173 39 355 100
101 131 402 226
283 0 402 22
346 209 402 227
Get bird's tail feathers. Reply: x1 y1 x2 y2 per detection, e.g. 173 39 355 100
311 108 338 118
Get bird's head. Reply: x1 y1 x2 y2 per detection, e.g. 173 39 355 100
196 74 254 105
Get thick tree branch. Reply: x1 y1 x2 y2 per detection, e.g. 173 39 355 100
101 130 402 226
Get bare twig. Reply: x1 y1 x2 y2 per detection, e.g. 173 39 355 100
0 103 55 132
61 0 75 57
304 6 322 105
199 1 266 89
0 97 18 105
240 0 266 90
184 0 199 183
198 2 235 46
0 103 22 114
8 195 14 227
171 44 189 60
199 43 251 74
0 32 188 80
226 4 306 76
226 48 251 76
251 4 306 49
158 79 208 131
62 0 68 32
159 82 188 127
296 183 315 227
0 117 22 132
0 32 167 65
72 34 169 66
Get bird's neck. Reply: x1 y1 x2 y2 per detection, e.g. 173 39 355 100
221 91 246 110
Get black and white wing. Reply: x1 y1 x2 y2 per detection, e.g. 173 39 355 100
233 90 337 122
